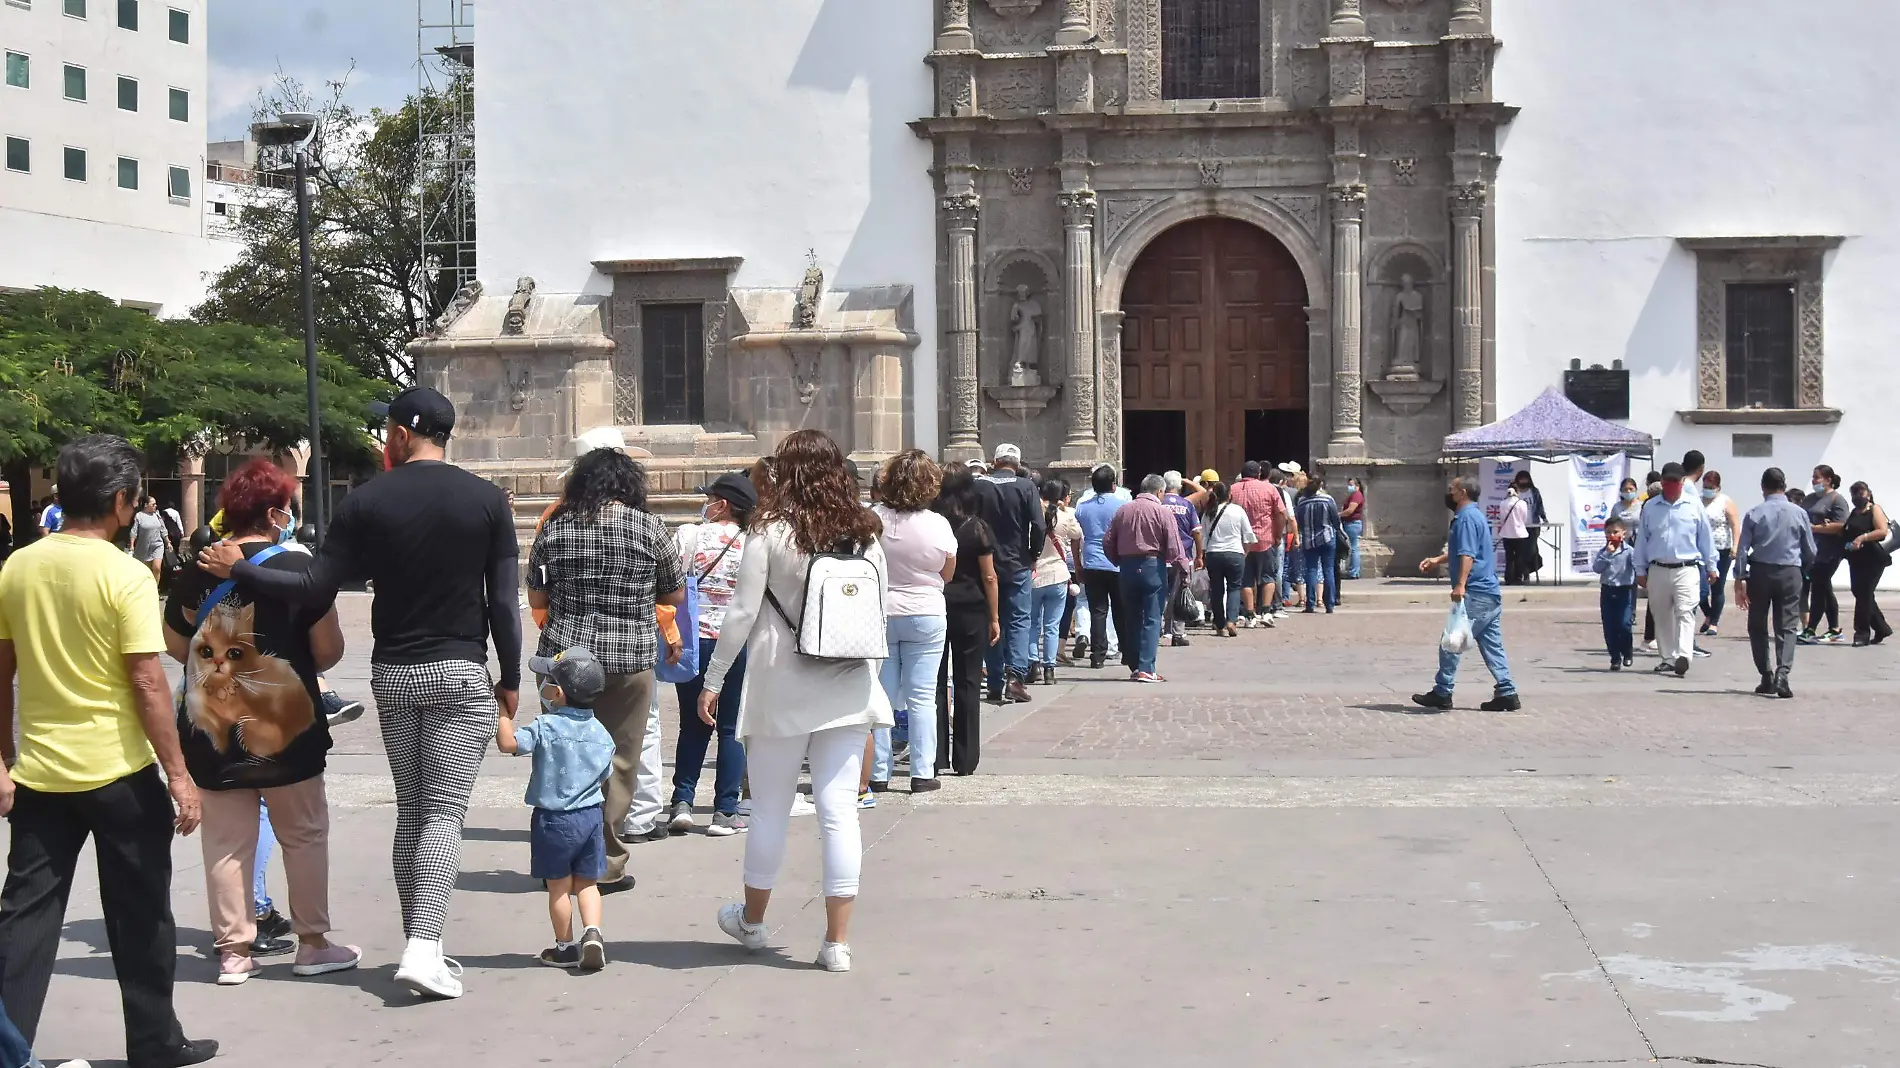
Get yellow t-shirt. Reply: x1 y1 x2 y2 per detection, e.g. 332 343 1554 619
0 534 163 791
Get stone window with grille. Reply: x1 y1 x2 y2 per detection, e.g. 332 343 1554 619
1679 237 1842 425
1161 0 1259 100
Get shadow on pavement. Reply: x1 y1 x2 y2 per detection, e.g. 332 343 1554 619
608 939 811 971
1352 702 1443 716
454 869 542 894
459 826 531 843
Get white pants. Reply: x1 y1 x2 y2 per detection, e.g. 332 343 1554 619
742 725 868 899
621 689 665 834
1652 565 1702 664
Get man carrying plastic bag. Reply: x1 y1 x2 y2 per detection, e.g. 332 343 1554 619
1412 475 1521 712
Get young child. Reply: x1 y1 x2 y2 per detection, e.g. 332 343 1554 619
498 645 617 970
1593 516 1638 670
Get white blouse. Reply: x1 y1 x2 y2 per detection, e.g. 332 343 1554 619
701 520 894 741
1705 492 1735 551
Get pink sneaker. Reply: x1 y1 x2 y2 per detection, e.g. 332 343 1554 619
292 942 362 977
217 951 255 986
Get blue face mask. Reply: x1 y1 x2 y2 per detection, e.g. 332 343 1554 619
1812 482 1827 496
1619 490 1636 502
270 509 295 544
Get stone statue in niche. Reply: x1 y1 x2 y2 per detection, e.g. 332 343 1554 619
1389 274 1424 381
502 277 537 335
794 249 823 330
1007 283 1044 387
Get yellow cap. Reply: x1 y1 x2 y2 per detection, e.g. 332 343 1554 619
1199 468 1221 484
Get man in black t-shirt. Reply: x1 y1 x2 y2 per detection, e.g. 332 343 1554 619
974 443 1044 704
200 386 520 1002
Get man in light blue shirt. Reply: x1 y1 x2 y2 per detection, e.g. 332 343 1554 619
1733 466 1817 697
1074 465 1129 668
1413 475 1518 711
1635 461 1717 678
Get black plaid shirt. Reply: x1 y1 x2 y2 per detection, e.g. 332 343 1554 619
529 502 684 675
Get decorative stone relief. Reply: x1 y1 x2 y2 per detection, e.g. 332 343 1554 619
1328 47 1368 105
1056 51 1093 112
1092 0 1116 43
432 280 482 335
1263 193 1324 242
1366 52 1439 104
1199 161 1225 187
787 340 824 406
1679 237 1841 411
1392 157 1418 185
939 62 975 115
502 276 537 335
984 0 1043 15
1007 167 1036 194
1290 50 1324 107
1126 0 1161 101
505 360 532 412
1097 55 1127 107
1102 195 1167 248
944 0 970 30
987 63 1051 115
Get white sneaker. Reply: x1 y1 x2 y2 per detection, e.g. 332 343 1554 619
718 903 769 951
736 797 752 817
394 942 465 1000
790 793 816 818
1644 639 1658 652
1261 614 1277 628
816 941 852 972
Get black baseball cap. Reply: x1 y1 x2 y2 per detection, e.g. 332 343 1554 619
528 646 607 708
697 472 758 512
371 386 456 438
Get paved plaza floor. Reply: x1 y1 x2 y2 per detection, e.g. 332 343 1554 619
24 581 1900 1066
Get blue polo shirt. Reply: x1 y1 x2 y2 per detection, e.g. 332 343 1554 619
1448 503 1500 597
1074 493 1126 573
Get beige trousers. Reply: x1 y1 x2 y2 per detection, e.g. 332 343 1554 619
200 776 331 954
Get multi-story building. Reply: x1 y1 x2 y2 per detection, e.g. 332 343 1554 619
0 0 233 314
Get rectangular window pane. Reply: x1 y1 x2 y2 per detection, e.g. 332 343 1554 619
63 65 85 100
167 7 187 42
167 164 188 199
63 146 85 181
1725 283 1797 410
63 0 83 16
117 76 137 111
640 304 706 425
117 156 137 189
116 0 134 28
5 138 27 173
4 53 27 89
168 86 187 121
1162 0 1261 99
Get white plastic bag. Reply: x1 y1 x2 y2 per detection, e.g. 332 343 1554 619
1440 602 1475 655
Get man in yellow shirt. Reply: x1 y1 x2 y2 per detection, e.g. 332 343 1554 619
0 435 218 1068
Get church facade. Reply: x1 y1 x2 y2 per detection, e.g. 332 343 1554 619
424 0 1900 570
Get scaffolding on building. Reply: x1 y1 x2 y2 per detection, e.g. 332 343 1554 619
418 0 476 308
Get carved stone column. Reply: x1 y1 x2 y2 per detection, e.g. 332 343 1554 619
1449 181 1487 431
1328 184 1367 455
1449 0 1486 35
939 0 973 49
1329 0 1366 36
1097 310 1125 471
178 439 208 534
1056 0 1092 45
943 192 984 461
1057 190 1100 464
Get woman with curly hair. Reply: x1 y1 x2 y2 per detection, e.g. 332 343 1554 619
866 450 958 796
529 447 685 894
698 430 891 972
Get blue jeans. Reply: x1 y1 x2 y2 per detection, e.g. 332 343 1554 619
1304 542 1335 609
1287 547 1307 602
1030 582 1067 666
672 635 747 815
1118 557 1167 675
254 799 275 916
986 566 1034 686
0 992 35 1068
1434 589 1516 696
1344 520 1364 578
1601 584 1636 662
877 614 947 779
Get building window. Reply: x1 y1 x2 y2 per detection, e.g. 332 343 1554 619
117 155 137 189
63 0 83 16
167 164 188 199
117 75 137 111
116 0 135 29
4 52 26 89
167 6 187 42
1679 236 1843 424
211 200 226 215
1162 0 1260 100
62 146 85 181
63 64 85 101
168 86 187 121
5 137 27 173
641 304 705 424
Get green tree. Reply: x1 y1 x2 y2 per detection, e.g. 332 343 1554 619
192 71 473 384
0 288 381 535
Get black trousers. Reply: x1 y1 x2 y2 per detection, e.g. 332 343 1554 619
1205 551 1246 630
1747 563 1804 680
1847 551 1891 641
1502 537 1535 585
935 601 988 775
1082 568 1130 668
0 765 187 1065
1807 551 1843 633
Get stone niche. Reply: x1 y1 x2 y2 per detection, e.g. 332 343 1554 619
727 286 921 466
408 284 615 494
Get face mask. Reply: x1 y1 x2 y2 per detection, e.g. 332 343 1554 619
700 502 714 522
1700 488 1718 501
1619 490 1636 502
1812 482 1827 496
1661 482 1684 503
270 509 295 544
1444 493 1460 511
1854 494 1870 507
539 683 561 715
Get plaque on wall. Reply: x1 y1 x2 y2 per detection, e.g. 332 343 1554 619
1564 361 1630 421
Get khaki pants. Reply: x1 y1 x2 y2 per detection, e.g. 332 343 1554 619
594 670 656 883
201 776 330 954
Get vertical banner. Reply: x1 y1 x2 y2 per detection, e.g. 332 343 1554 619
1567 452 1628 577
1480 459 1526 575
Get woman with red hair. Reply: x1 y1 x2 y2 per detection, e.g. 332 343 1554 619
162 458 359 985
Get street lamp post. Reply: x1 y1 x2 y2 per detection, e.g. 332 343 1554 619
259 112 326 535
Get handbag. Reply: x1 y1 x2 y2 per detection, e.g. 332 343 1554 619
656 533 736 683
765 541 887 661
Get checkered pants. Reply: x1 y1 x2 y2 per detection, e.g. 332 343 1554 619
371 660 496 941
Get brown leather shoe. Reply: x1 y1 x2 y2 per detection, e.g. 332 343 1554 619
1006 677 1033 703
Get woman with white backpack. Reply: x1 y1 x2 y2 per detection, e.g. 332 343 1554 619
698 430 892 972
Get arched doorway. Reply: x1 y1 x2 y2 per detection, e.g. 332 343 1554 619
1120 217 1309 485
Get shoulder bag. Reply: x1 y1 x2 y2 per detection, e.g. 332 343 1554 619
764 540 888 661
656 533 736 683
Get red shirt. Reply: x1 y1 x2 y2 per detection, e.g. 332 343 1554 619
1229 478 1287 550
1104 494 1188 567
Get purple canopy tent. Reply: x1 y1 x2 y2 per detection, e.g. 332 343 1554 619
1441 387 1654 461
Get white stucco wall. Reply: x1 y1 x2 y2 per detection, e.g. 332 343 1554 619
479 0 940 448
1495 0 1900 586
